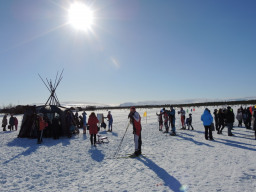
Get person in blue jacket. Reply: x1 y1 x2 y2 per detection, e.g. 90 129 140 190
201 108 214 140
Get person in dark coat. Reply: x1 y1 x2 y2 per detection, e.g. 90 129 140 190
9 114 15 131
52 115 61 139
218 109 225 134
168 106 176 135
201 108 214 140
225 106 235 136
213 109 219 132
88 112 99 146
2 115 8 131
253 108 256 140
187 113 194 130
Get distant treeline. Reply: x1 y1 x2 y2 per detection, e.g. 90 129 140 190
1 100 256 115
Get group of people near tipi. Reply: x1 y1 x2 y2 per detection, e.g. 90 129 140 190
1 114 18 131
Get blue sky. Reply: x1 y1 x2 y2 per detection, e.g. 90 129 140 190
1 0 256 106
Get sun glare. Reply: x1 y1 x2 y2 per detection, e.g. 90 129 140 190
68 3 94 31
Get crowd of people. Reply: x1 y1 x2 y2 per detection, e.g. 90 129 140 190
1 105 255 152
156 105 256 140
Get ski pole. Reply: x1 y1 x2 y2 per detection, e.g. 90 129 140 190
113 120 130 158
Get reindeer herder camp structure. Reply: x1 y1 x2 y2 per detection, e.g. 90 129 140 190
18 70 71 139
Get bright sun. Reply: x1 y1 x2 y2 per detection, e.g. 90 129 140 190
68 3 94 31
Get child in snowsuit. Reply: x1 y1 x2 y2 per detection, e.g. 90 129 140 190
186 114 194 130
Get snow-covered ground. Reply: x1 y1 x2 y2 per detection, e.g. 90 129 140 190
0 106 256 192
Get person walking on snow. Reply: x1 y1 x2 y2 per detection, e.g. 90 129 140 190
187 113 194 130
201 108 214 140
128 107 142 156
88 112 99 146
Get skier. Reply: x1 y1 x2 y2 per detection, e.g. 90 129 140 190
128 107 142 156
168 105 176 135
88 112 99 146
201 108 214 140
187 113 194 130
2 115 7 131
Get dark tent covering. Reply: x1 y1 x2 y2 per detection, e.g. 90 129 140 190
18 105 69 138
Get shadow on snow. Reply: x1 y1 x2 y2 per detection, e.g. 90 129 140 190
138 156 183 192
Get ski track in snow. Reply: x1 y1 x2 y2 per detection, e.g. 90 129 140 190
0 106 256 192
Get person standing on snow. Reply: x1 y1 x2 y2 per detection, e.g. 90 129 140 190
156 109 164 131
252 108 256 140
88 112 99 146
178 107 186 129
82 111 87 134
9 114 15 131
225 106 235 136
236 108 243 127
163 109 169 133
201 108 214 140
107 111 113 132
14 117 18 131
168 105 176 135
2 115 8 131
128 107 142 156
37 114 48 144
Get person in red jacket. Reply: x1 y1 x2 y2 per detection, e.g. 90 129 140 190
88 112 99 146
128 107 142 156
37 113 48 144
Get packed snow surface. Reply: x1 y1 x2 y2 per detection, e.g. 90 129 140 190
0 106 256 192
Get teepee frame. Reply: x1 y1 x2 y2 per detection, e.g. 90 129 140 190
38 69 64 106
